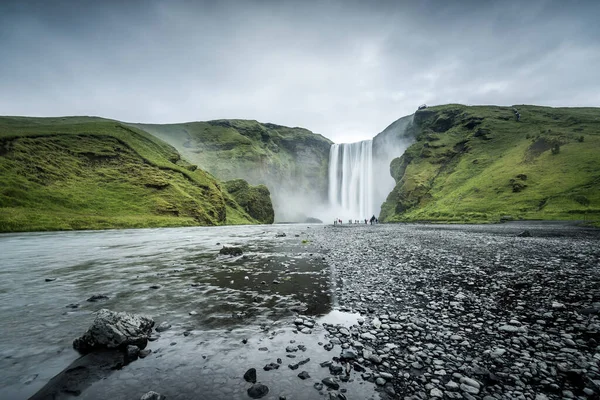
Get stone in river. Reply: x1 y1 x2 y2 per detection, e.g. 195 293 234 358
244 368 257 383
73 309 154 354
247 383 269 398
140 391 166 400
155 321 171 332
298 371 310 379
219 246 243 256
86 294 109 302
322 377 339 390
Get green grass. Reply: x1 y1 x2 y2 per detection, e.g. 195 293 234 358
0 117 265 232
132 119 333 209
380 105 600 224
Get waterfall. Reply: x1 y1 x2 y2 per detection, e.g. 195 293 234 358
328 140 374 220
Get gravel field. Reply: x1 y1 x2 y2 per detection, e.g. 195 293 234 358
308 222 600 400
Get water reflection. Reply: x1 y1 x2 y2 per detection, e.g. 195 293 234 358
0 225 333 399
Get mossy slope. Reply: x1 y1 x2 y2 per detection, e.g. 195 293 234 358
133 120 333 221
0 116 266 232
380 105 600 224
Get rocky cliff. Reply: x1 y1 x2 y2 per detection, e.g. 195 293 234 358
379 104 600 224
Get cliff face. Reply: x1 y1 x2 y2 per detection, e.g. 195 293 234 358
133 120 333 221
379 104 600 224
0 117 270 232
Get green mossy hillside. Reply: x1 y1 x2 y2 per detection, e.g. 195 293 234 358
379 105 600 224
133 119 333 221
0 117 262 232
223 179 274 224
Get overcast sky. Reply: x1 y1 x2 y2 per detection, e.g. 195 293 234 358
1 0 599 143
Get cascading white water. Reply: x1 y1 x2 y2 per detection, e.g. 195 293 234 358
328 140 374 220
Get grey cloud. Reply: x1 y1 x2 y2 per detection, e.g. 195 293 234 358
0 0 598 143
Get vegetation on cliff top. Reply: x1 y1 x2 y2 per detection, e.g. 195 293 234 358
379 104 600 224
0 116 268 232
133 119 333 221
223 179 274 224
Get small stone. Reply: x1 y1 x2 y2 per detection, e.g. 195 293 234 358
430 388 443 398
322 377 339 390
375 377 386 386
247 383 269 399
244 367 256 383
298 371 310 379
155 321 171 332
140 391 165 400
86 294 109 302
139 349 152 358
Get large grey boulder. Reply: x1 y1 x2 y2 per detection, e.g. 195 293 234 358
73 309 154 354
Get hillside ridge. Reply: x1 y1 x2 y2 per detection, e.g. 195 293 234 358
379 104 600 225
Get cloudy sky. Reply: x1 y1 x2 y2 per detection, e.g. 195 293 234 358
1 0 598 143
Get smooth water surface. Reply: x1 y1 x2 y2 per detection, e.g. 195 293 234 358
0 225 342 399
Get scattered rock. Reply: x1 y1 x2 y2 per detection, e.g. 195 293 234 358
322 377 339 390
243 368 257 383
140 391 165 400
86 294 109 302
155 321 171 332
247 383 269 399
298 371 310 379
219 246 243 256
73 309 154 354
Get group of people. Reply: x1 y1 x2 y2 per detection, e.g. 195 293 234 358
333 215 379 225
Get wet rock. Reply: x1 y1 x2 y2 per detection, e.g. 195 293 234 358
125 345 140 363
155 321 171 332
298 371 310 379
329 364 343 375
263 363 280 371
275 232 286 238
247 383 269 399
322 377 339 390
86 294 109 302
66 303 80 309
140 391 165 400
340 350 357 360
149 285 161 289
517 230 532 237
244 368 257 383
219 246 243 256
73 309 154 354
45 278 56 282
139 349 152 358
314 382 323 390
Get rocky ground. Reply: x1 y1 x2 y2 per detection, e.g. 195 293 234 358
302 222 600 400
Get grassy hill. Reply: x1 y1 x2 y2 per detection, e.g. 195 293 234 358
0 116 271 232
379 104 600 225
132 119 333 221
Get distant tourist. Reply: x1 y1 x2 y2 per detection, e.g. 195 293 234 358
369 215 376 225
